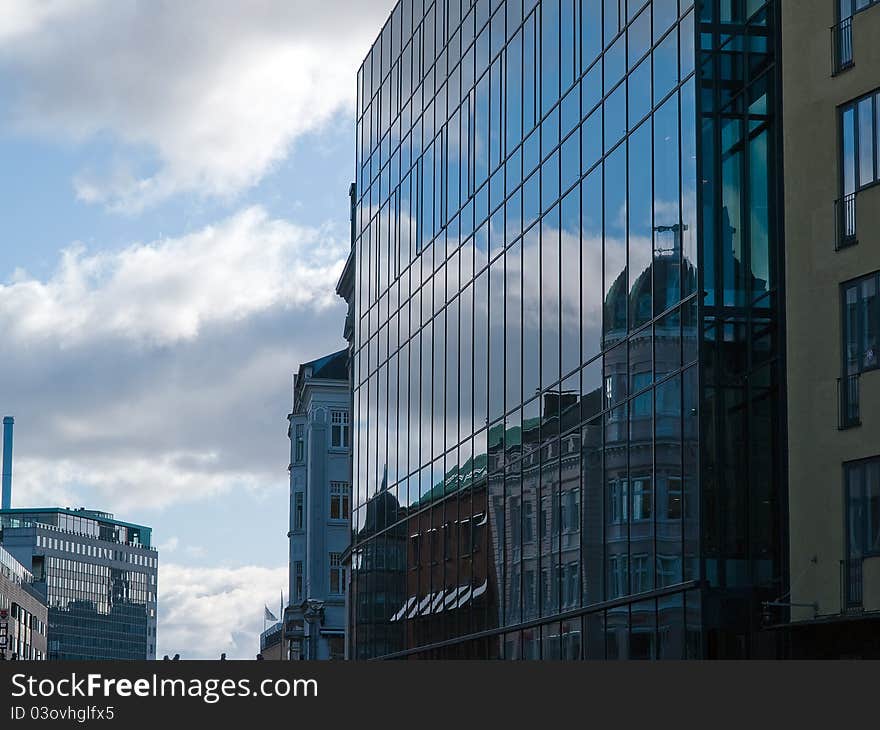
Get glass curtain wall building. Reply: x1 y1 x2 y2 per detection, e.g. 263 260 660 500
0 508 159 660
349 0 786 659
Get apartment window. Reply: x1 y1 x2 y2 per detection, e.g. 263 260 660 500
632 477 652 521
523 501 535 542
330 410 350 449
846 458 880 558
327 635 345 660
294 424 305 462
841 0 880 19
666 477 683 520
329 553 345 595
632 553 652 593
609 479 628 524
330 482 350 520
294 492 304 531
294 561 303 602
841 90 880 195
842 272 879 374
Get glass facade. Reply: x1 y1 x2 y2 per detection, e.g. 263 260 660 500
0 509 158 660
350 0 785 659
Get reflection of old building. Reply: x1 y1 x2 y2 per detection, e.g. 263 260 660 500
285 350 351 660
0 508 158 660
0 544 47 660
348 0 787 658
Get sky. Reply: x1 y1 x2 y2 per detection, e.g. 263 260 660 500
0 0 394 659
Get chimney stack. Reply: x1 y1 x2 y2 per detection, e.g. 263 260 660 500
2 416 13 510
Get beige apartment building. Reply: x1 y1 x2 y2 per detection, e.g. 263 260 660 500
783 0 880 656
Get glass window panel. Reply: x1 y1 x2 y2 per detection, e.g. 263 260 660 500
603 0 620 46
489 257 505 422
680 9 696 79
628 7 651 69
604 81 626 151
505 31 523 154
842 106 856 196
542 106 560 159
858 96 875 187
629 120 653 331
628 58 651 129
653 25 678 105
561 131 580 193
582 166 604 362
653 0 679 43
604 33 626 93
561 187 581 376
474 271 489 430
561 85 580 138
542 205 561 389
506 239 523 410
680 77 697 296
582 107 603 173
581 0 602 71
542 150 560 211
581 60 602 118
749 123 770 300
523 225 541 399
630 600 656 659
604 144 627 338
654 92 681 313
541 0 561 114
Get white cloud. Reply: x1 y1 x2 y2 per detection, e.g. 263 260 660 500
0 206 349 515
11 453 264 513
159 536 180 554
0 0 393 210
157 563 288 660
0 205 347 347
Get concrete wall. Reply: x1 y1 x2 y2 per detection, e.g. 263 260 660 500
782 0 880 621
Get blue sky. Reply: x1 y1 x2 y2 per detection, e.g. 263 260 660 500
0 0 393 659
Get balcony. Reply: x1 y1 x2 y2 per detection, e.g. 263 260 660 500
832 16 855 75
838 373 861 429
841 557 864 612
835 193 858 250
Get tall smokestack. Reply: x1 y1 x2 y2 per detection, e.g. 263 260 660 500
2 416 13 510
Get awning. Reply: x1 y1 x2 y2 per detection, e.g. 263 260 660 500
389 580 489 622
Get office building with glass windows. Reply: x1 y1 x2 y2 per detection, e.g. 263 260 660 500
348 0 787 659
284 350 351 660
782 0 880 657
0 507 158 660
0 543 47 660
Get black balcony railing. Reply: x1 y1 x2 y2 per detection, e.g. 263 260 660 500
832 16 855 75
841 557 864 612
835 192 858 250
838 373 861 429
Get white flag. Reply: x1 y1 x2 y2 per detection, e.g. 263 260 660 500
264 606 277 622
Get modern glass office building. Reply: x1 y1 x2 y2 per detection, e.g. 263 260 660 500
349 0 786 659
0 508 158 660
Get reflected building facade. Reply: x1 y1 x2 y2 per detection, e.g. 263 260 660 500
350 0 786 659
0 508 158 660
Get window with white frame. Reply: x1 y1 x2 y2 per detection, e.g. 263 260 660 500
294 492 304 531
330 410 350 449
330 481 350 520
329 552 345 594
294 561 303 601
294 424 305 462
